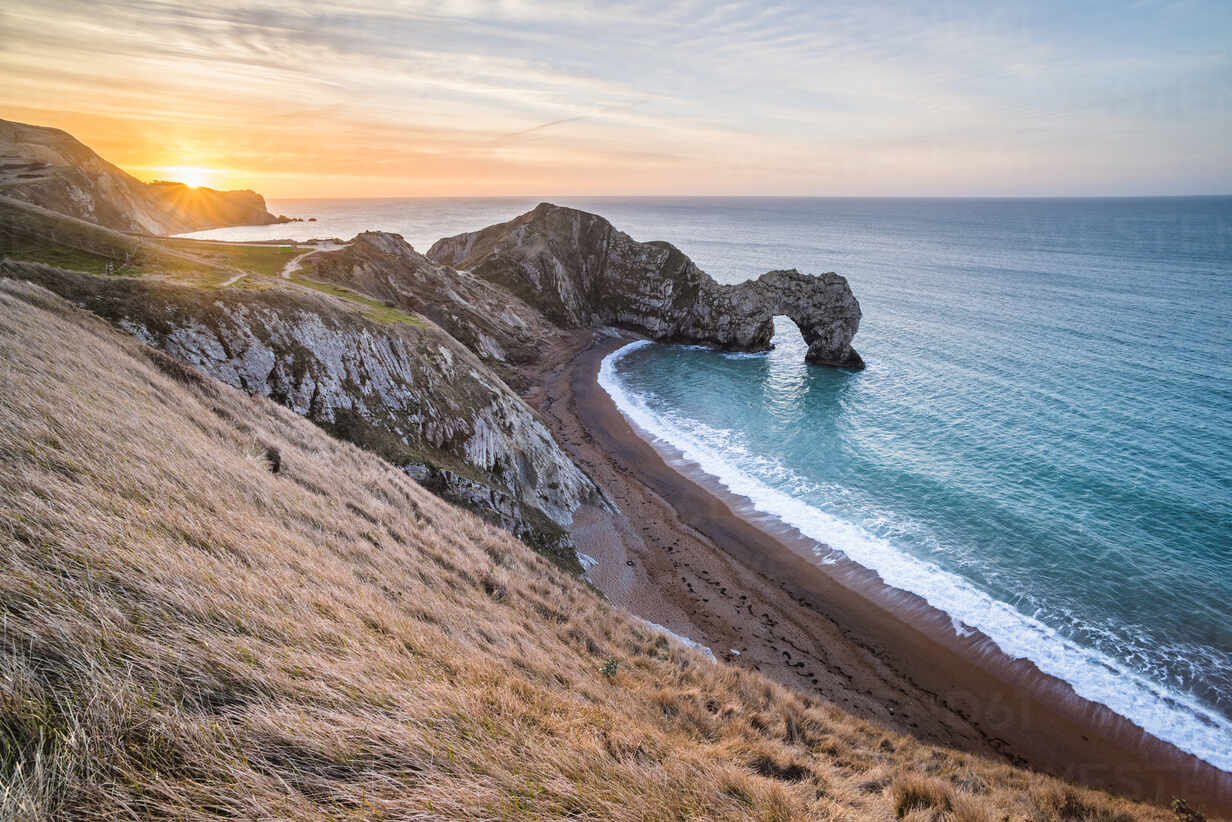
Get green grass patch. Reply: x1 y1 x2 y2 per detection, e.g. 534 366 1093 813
158 240 300 277
289 274 430 328
0 232 119 276
0 198 304 286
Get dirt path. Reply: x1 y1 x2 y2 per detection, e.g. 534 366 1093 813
280 242 346 279
213 241 348 287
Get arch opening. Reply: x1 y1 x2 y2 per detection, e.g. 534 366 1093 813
768 314 807 358
764 315 809 400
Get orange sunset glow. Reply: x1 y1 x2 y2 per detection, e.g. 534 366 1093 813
156 167 214 189
4 2 1229 198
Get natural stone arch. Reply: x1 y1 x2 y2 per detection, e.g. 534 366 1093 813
428 203 865 369
715 270 864 368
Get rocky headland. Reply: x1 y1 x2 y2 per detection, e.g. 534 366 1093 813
0 181 865 567
0 118 287 234
429 202 864 368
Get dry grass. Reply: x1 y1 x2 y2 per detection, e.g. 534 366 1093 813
0 279 1214 821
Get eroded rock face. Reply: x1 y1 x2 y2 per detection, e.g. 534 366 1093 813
0 260 603 563
304 231 556 366
429 203 864 368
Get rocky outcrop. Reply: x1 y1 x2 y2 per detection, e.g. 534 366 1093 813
143 181 284 233
429 203 864 368
697 270 865 368
0 259 604 566
0 119 282 234
304 231 556 366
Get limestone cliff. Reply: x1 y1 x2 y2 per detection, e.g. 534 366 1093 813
303 231 555 366
429 203 864 368
0 119 283 235
0 259 603 565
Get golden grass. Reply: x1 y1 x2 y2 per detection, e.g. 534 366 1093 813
0 279 1215 821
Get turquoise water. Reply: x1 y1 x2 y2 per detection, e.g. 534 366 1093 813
190 196 1232 769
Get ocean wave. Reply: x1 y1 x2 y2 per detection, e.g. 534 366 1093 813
668 343 768 360
598 340 1232 771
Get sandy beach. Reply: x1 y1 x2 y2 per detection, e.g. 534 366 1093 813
522 329 1232 813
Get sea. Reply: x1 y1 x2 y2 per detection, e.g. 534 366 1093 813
185 196 1232 770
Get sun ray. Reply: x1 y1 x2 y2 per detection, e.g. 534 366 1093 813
158 166 212 188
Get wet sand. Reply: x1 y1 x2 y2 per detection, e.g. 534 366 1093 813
524 329 1231 814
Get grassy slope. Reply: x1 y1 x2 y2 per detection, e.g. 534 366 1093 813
0 283 1208 822
0 196 432 329
288 269 430 327
149 237 301 278
0 195 223 282
0 195 297 282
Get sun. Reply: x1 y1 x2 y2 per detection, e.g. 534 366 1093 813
162 166 212 189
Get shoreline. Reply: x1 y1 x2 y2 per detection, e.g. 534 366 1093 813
531 330 1231 814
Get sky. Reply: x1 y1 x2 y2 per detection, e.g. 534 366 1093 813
2 0 1229 197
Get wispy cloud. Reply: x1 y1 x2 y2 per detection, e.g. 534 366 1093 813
2 0 1229 195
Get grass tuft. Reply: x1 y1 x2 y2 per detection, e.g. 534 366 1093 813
893 775 953 818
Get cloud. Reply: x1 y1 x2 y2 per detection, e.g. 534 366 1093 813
3 0 1229 195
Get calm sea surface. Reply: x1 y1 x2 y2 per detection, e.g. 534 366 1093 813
188 196 1232 769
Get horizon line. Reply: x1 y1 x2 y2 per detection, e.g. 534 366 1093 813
260 192 1232 201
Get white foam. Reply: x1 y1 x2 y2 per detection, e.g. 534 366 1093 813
950 616 976 638
599 340 1232 771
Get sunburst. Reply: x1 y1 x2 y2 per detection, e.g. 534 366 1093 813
161 166 212 189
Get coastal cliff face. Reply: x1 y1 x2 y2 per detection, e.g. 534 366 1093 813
0 259 602 564
0 119 281 234
429 203 864 368
304 231 556 366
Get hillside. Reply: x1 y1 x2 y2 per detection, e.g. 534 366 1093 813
0 195 602 565
0 279 1209 821
0 119 285 234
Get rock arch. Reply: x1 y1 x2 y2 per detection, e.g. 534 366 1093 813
428 203 864 369
720 270 864 368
